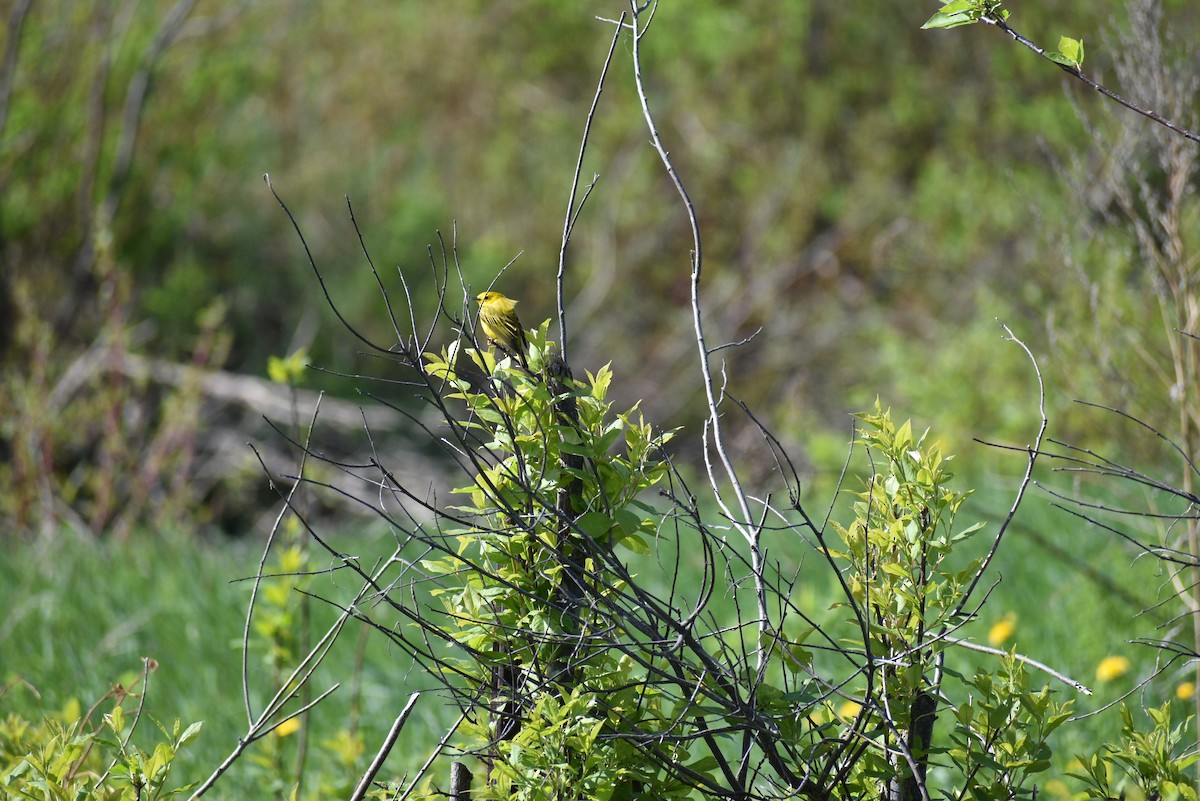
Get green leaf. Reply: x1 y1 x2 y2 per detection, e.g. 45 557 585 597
685 755 721 775
618 534 650 555
952 521 986 541
177 720 204 746
783 642 813 673
1058 35 1083 66
577 511 614 541
267 348 309 384
597 425 625 455
921 2 979 30
588 363 614 400
615 507 643 538
1046 36 1084 69
107 706 126 736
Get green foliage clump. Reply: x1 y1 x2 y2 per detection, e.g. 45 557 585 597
948 658 1072 800
1 678 201 801
392 349 1111 800
798 403 1069 801
418 324 691 799
832 404 985 631
1073 704 1199 801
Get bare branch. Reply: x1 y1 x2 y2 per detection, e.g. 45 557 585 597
628 0 772 670
350 692 421 801
557 13 625 363
955 323 1047 614
944 637 1093 695
982 11 1200 144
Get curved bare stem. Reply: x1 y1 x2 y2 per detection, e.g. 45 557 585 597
954 323 1047 616
627 0 771 660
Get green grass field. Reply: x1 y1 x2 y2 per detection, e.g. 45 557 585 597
0 465 1183 798
0 526 458 798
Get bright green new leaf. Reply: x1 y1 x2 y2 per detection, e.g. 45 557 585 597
267 348 309 384
618 533 651 555
107 706 126 736
1058 35 1083 65
921 7 977 30
178 720 204 746
1046 36 1084 69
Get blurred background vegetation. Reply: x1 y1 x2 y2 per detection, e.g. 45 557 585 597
3 0 1197 534
2 0 1198 795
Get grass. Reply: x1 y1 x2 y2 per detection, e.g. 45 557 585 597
0 526 456 798
0 457 1189 798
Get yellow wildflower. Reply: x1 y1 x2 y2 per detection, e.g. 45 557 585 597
987 612 1016 646
1095 656 1130 683
1042 779 1073 801
274 717 302 737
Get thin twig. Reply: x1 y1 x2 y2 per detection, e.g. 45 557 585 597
241 394 325 723
982 12 1200 144
944 637 1093 694
557 12 625 363
350 693 421 801
94 657 156 787
397 713 468 801
627 0 771 664
955 323 1047 614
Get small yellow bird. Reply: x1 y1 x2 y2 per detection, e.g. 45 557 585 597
476 290 529 369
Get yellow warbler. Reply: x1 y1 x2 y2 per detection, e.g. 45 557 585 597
475 290 529 369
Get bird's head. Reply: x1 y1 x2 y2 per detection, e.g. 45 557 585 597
476 291 514 305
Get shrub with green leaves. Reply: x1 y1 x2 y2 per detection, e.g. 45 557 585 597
1072 704 1199 801
418 323 690 799
355 324 1083 800
1 679 201 801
